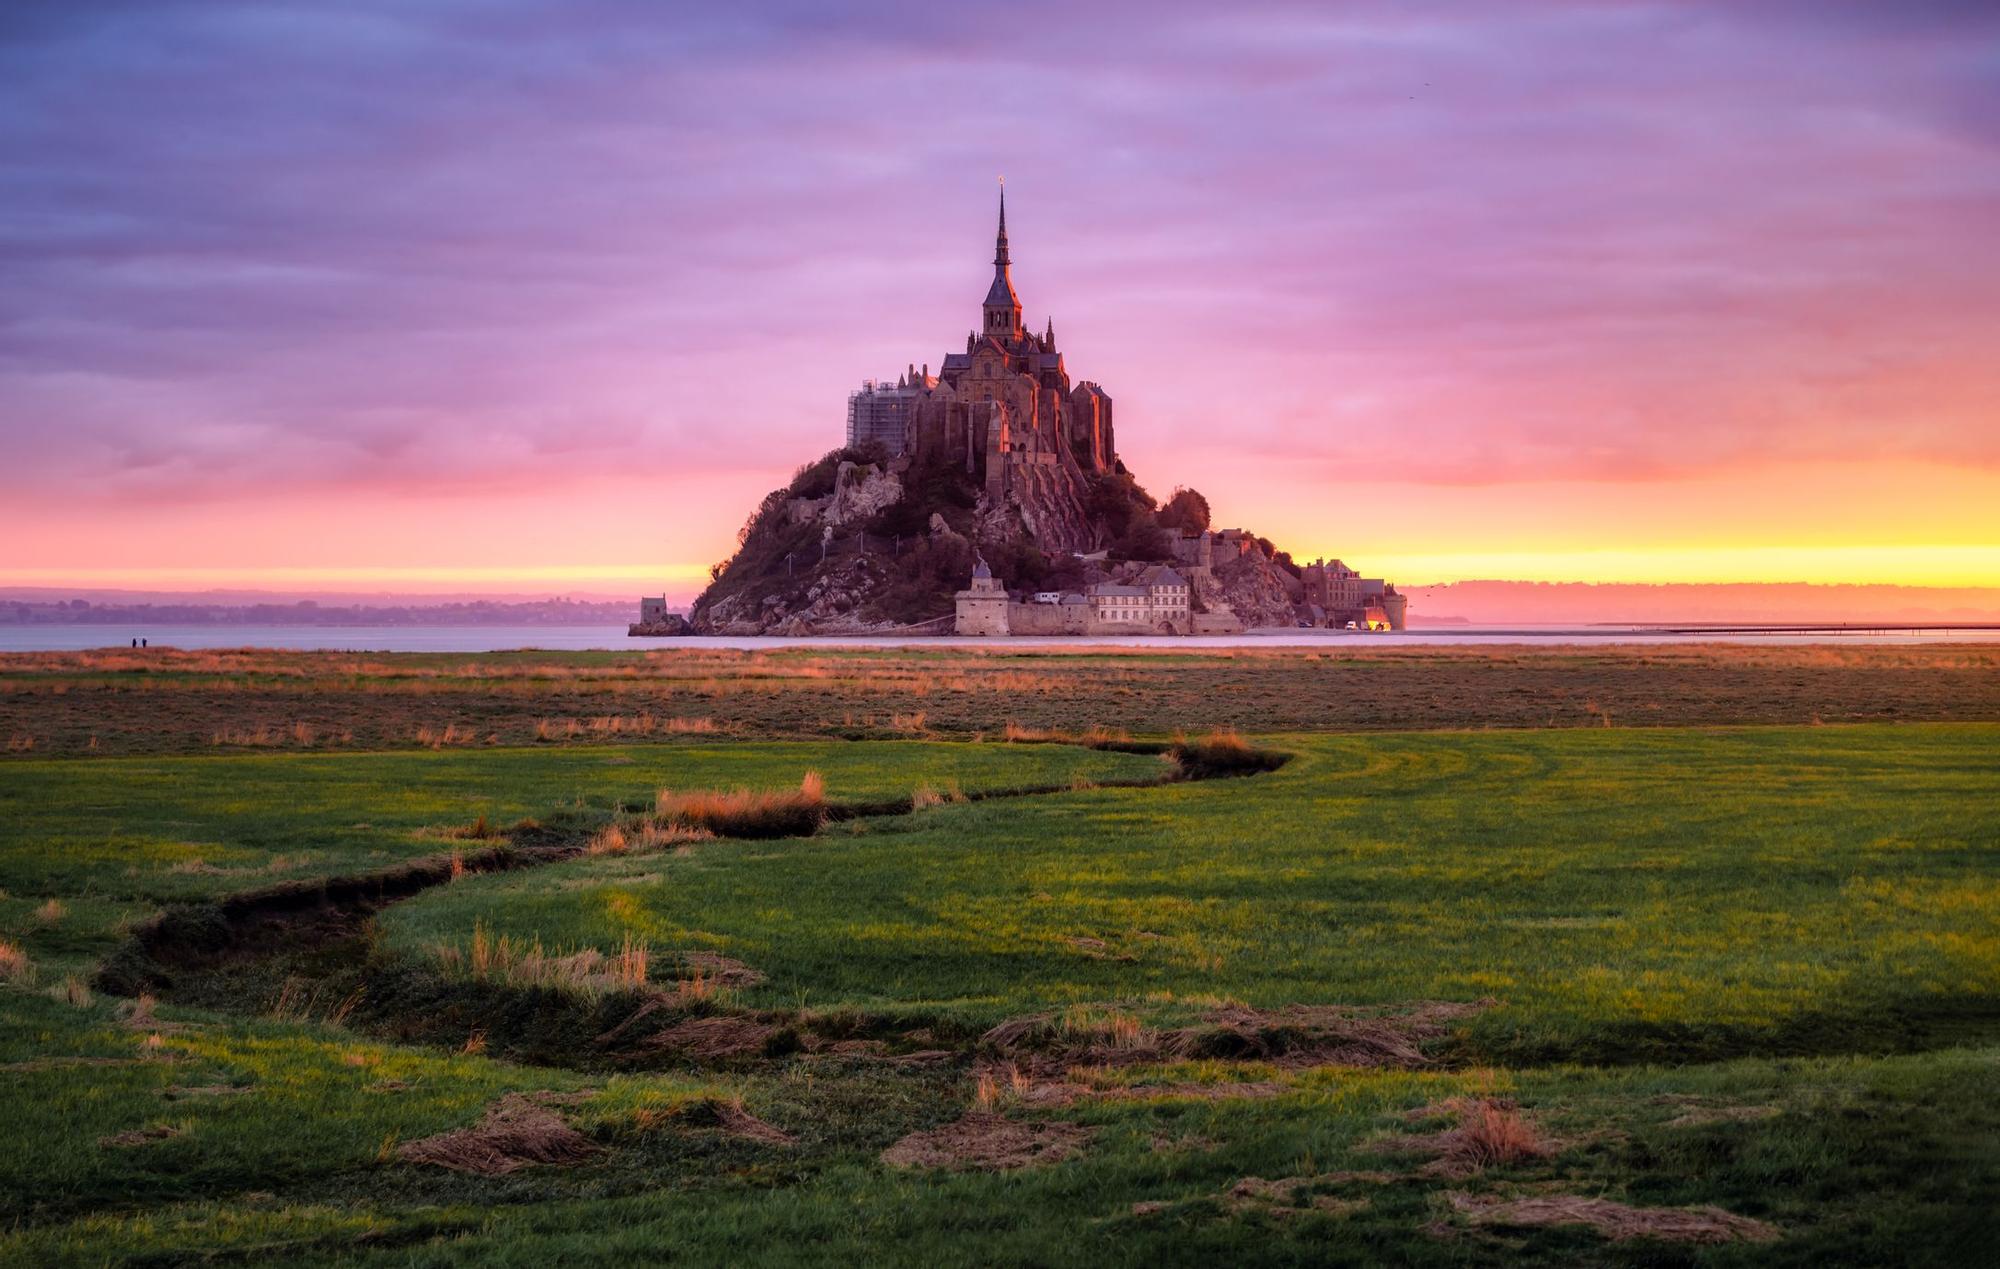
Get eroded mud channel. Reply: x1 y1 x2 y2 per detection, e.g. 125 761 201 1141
99 738 1308 1077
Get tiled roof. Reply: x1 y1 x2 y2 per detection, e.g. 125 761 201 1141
984 271 1020 308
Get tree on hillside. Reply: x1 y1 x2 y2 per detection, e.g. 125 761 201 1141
1158 487 1212 534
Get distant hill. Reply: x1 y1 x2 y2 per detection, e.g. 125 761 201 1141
0 597 633 627
1398 581 2000 625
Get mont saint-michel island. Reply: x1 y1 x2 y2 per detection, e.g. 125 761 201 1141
634 188 1405 639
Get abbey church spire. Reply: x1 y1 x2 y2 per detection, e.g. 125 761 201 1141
982 179 1024 341
995 180 1010 267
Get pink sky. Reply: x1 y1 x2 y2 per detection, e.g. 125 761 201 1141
2 1 1997 596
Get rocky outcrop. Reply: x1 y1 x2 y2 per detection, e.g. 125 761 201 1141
1205 549 1305 629
696 555 901 636
929 512 972 555
628 613 693 637
689 442 1317 636
998 460 1096 556
826 461 902 527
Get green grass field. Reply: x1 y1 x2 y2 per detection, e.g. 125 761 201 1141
0 740 1163 978
1 652 1996 1265
380 726 2000 1061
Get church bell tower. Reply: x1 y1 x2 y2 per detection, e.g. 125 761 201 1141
981 180 1024 341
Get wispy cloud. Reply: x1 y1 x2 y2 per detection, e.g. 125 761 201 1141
2 1 1996 582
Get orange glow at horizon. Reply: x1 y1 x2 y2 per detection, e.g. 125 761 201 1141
2 458 1994 596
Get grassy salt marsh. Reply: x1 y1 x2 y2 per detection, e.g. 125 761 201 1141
0 648 1994 1265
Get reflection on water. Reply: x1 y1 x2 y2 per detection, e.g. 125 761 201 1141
2 624 1996 653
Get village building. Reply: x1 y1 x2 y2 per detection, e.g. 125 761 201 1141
1300 558 1407 630
1089 565 1190 627
957 563 1193 636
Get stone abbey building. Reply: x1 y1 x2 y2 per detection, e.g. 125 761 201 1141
845 186 1116 523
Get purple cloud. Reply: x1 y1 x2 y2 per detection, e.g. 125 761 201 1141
2 0 1997 516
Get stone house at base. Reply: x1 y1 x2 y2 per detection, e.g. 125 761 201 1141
953 562 1194 636
1088 565 1189 629
953 560 1011 637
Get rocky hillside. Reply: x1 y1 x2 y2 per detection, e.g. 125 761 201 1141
688 443 1308 635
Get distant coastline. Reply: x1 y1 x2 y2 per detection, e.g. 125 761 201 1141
0 598 632 628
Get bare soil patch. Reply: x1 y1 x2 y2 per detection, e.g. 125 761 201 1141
1651 1095 1783 1128
1227 1177 1371 1219
641 1014 782 1060
714 1102 796 1146
880 1112 1091 1171
1147 1132 1219 1154
1013 1073 1287 1107
1444 1192 1780 1244
100 1124 184 1148
980 998 1492 1072
396 1092 601 1176
1131 1176 1372 1222
1183 1000 1491 1067
672 951 765 989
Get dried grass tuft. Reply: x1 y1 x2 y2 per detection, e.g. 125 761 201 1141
881 1113 1091 1172
652 771 826 839
99 1123 185 1149
1368 1097 1551 1176
589 819 719 857
396 1093 601 1175
909 780 967 811
432 922 651 997
714 1100 796 1146
1447 1099 1549 1169
1167 729 1279 777
443 814 499 841
1444 1192 1779 1244
414 723 477 749
644 1014 780 1059
0 938 32 986
1059 1006 1150 1050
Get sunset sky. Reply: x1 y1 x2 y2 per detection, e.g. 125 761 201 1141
3 1 1997 598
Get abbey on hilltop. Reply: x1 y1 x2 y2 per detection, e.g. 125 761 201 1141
843 183 1113 553
656 186 1408 638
